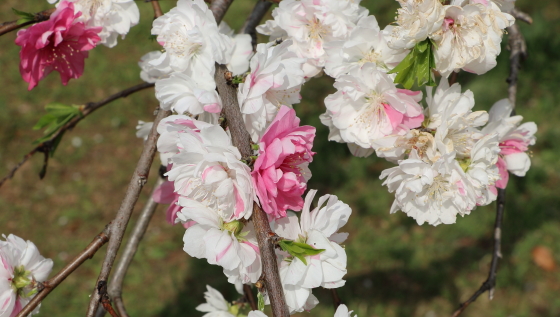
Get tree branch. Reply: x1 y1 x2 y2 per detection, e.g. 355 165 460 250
150 0 164 19
210 0 234 25
330 289 342 310
86 105 171 317
15 227 111 317
0 8 55 37
241 0 273 49
450 19 528 317
107 177 164 317
244 284 258 311
0 82 154 189
510 8 533 25
214 62 289 317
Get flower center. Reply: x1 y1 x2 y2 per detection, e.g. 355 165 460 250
307 18 328 41
354 91 386 129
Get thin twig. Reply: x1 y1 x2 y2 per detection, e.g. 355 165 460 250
244 284 258 311
241 0 273 50
450 19 528 317
0 82 154 189
214 62 289 317
98 281 121 317
510 8 533 25
330 289 342 310
15 228 111 317
448 71 459 86
150 0 164 19
107 177 164 317
86 106 171 317
210 0 234 24
0 8 55 36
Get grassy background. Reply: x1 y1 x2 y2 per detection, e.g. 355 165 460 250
1 0 559 316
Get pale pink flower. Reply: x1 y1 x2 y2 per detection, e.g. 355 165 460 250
15 1 101 90
252 106 316 219
152 177 194 229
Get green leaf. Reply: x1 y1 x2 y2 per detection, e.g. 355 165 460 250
257 292 265 311
12 8 36 25
278 240 325 266
32 103 81 155
388 39 437 89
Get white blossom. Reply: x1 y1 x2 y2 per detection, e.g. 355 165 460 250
463 133 501 206
387 0 445 50
196 285 235 317
335 304 357 317
139 51 172 83
219 22 254 76
238 41 305 141
324 16 406 78
150 0 233 87
321 63 424 155
0 234 53 317
49 0 140 48
272 190 351 313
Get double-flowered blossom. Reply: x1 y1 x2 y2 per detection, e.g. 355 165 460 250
379 81 505 225
321 63 424 157
196 285 240 317
218 22 253 76
324 15 406 78
48 0 139 47
238 41 306 141
138 51 173 83
252 106 316 219
335 304 357 317
257 0 367 78
150 0 232 86
481 99 537 188
272 190 351 313
16 1 101 90
0 234 53 317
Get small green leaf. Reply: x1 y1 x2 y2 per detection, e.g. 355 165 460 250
12 8 35 25
257 292 265 311
388 39 437 89
278 240 325 266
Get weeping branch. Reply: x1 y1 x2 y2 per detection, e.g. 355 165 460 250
86 105 171 317
150 0 164 19
451 19 528 317
107 178 164 317
0 8 55 36
241 0 273 49
15 228 111 317
0 82 154 189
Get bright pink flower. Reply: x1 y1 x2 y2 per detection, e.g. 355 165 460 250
495 156 509 189
15 1 101 90
252 105 316 219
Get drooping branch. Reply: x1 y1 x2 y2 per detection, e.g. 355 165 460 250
243 284 258 311
215 62 289 317
0 8 55 36
0 82 154 189
15 228 111 317
450 19 528 317
330 289 342 310
241 0 273 49
210 0 234 24
107 177 164 317
86 105 171 317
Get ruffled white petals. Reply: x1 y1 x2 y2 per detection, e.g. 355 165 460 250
335 304 357 317
219 22 253 76
388 0 445 50
139 51 172 83
238 40 306 141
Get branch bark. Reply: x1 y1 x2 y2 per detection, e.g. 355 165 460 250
0 82 154 189
107 177 164 317
0 8 55 36
241 0 273 49
86 105 171 317
243 284 258 311
210 0 234 24
451 18 528 317
15 228 111 317
150 0 164 19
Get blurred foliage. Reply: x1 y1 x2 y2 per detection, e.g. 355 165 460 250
0 0 559 317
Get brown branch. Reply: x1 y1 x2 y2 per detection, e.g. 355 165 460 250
244 284 258 311
451 19 528 317
209 0 234 24
214 62 289 317
510 8 533 25
241 0 273 50
0 82 154 189
86 105 171 317
98 281 121 317
107 177 164 317
150 0 164 19
0 8 55 36
330 288 342 310
448 71 459 86
15 228 111 317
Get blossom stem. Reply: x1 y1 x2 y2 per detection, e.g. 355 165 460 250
451 16 529 317
0 8 55 37
15 228 111 317
0 82 155 189
107 177 164 317
86 105 171 317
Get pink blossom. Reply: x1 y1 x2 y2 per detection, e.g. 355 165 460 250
252 105 316 219
152 179 184 226
15 1 101 90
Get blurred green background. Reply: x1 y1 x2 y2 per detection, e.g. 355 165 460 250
0 0 559 316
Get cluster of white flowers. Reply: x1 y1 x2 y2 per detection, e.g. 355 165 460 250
47 0 140 47
389 0 515 76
